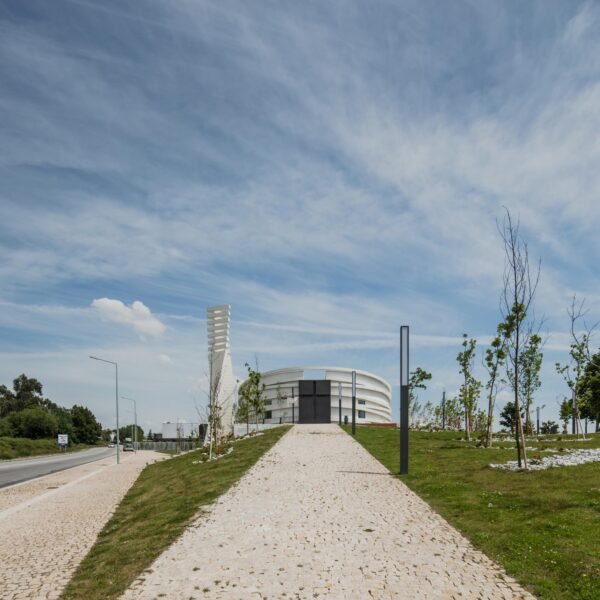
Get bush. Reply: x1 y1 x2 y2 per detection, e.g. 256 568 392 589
0 417 14 437
8 407 59 439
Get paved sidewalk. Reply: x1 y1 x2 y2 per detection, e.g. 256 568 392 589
123 425 534 599
0 450 164 600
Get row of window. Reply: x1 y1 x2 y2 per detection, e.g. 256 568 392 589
264 410 367 419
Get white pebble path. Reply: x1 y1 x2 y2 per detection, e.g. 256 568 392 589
122 425 535 600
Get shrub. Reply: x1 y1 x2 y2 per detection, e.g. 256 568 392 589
8 407 59 439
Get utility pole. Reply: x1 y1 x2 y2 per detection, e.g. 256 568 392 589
338 382 342 425
90 356 120 465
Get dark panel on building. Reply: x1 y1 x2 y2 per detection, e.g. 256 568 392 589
298 380 331 424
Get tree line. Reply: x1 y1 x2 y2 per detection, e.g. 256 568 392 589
0 374 102 444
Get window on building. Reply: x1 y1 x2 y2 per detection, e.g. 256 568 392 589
358 410 366 418
358 399 366 405
265 400 272 405
265 410 272 419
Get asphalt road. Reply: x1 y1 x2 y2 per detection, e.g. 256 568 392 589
0 447 118 488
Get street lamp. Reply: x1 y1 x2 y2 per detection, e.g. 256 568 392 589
89 355 120 464
121 396 138 452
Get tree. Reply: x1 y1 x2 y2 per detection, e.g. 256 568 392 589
555 296 598 436
52 406 74 440
457 334 482 440
518 332 543 434
408 367 432 428
483 330 507 447
433 396 463 430
71 405 102 444
498 208 541 469
559 399 572 434
580 350 600 430
540 421 559 434
118 424 144 443
0 374 48 418
8 407 58 439
499 401 523 435
238 362 266 430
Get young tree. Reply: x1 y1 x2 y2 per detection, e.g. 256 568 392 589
238 362 266 429
580 350 600 431
483 330 507 447
518 332 543 434
457 334 481 440
498 208 541 469
408 367 432 428
499 401 523 434
540 421 559 434
555 296 598 436
559 399 571 434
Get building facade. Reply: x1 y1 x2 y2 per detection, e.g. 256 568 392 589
254 366 392 424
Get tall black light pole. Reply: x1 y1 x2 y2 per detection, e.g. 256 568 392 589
442 390 446 430
90 355 120 464
338 382 342 425
292 386 295 424
572 388 577 435
400 326 409 475
351 370 356 435
536 405 540 435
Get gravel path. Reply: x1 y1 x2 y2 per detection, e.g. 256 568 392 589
0 450 165 600
122 425 534 599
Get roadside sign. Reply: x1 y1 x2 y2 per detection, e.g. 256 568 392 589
57 434 68 446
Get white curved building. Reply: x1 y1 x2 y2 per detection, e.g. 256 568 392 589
254 366 392 425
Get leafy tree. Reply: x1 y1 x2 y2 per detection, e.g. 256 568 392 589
499 401 524 435
0 374 49 417
580 351 600 430
483 330 507 447
8 407 58 439
101 428 113 443
457 334 482 440
555 297 598 436
71 405 102 444
238 362 266 428
559 399 572 434
518 332 543 434
540 421 559 434
433 396 463 430
408 367 432 428
498 208 541 469
118 424 144 443
52 406 74 440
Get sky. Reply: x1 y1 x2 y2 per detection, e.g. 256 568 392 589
1 0 599 433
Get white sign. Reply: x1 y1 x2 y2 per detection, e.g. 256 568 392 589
57 434 68 446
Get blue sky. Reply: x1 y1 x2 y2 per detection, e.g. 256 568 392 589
1 0 599 432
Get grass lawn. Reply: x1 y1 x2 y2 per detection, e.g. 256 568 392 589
0 436 95 459
347 426 600 600
61 426 290 600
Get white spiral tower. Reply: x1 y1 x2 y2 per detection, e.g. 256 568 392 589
207 305 236 437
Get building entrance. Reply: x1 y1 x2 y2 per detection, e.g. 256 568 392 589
298 380 331 423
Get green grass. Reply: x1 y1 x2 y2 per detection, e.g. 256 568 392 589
347 426 600 599
61 426 290 600
0 436 94 459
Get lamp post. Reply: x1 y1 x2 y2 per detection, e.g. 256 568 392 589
338 381 342 425
121 396 138 452
351 370 356 435
90 355 120 464
400 326 409 475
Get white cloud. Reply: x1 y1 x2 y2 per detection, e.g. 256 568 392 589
157 353 173 364
91 298 166 338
